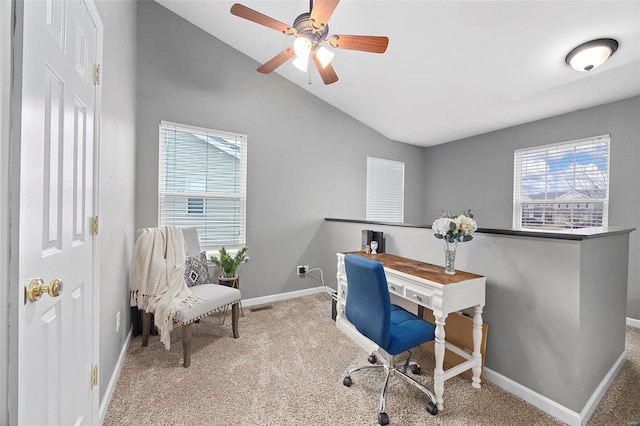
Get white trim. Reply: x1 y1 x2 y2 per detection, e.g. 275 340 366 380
7 0 25 421
483 350 626 426
84 1 103 423
160 120 247 142
365 156 405 223
513 134 610 155
0 0 11 421
578 351 626 425
483 367 581 425
627 317 640 328
158 121 248 248
99 328 132 425
241 286 325 308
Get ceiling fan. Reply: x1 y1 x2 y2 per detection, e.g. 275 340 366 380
230 0 389 85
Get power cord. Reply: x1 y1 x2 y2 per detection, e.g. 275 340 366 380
306 267 334 299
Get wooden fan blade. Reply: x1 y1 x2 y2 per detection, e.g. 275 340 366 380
231 3 291 34
257 48 295 74
310 0 340 29
329 35 389 53
313 56 338 85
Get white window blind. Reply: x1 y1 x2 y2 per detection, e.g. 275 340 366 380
366 157 404 223
513 135 609 230
159 121 247 248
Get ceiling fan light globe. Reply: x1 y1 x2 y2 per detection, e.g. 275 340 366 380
292 55 309 72
293 37 312 57
316 46 335 68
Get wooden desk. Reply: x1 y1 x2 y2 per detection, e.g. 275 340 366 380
336 252 486 411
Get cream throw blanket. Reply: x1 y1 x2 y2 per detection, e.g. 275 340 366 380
130 226 199 350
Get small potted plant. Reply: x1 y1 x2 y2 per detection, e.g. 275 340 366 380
209 246 248 287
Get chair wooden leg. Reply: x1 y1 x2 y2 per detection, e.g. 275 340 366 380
232 303 240 338
182 323 192 368
142 312 151 346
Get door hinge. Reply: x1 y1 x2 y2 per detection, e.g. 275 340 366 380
91 216 99 236
94 64 101 85
91 365 98 387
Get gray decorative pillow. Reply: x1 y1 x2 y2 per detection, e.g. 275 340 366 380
184 251 209 287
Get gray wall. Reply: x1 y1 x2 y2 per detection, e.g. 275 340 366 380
135 1 426 300
95 0 137 405
579 234 629 408
423 97 640 319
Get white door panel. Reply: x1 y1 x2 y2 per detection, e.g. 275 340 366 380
17 0 100 424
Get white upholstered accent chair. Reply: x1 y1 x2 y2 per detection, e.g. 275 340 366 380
138 227 242 367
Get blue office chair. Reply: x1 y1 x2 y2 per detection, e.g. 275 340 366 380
342 254 438 425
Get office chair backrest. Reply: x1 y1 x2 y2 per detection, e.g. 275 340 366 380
344 254 391 348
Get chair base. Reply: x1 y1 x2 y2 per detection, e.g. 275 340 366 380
343 352 438 425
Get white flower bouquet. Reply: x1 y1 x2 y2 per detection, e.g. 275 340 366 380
432 209 478 244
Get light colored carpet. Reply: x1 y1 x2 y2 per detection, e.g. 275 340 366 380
104 293 640 425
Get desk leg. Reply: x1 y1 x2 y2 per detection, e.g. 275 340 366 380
433 311 448 411
472 305 484 388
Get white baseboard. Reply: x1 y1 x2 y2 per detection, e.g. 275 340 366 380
483 367 582 425
99 327 132 425
242 286 327 308
627 317 640 328
483 350 627 426
578 350 626 425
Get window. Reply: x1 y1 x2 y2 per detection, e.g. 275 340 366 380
513 135 609 230
366 157 404 223
159 121 247 248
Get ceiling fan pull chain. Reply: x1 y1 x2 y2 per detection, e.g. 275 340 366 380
308 66 312 85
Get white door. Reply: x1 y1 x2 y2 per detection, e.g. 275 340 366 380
17 0 101 424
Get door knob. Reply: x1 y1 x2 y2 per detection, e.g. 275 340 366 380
26 278 63 302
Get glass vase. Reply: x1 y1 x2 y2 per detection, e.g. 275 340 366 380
443 241 458 275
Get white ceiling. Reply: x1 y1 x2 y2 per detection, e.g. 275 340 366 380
155 0 640 147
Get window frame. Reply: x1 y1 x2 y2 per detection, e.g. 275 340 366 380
513 134 610 231
158 120 248 249
365 156 405 223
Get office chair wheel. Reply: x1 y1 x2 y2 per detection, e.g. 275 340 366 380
426 401 438 415
368 354 377 364
377 412 390 425
411 365 421 375
343 376 353 387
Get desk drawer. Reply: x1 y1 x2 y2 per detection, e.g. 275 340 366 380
338 283 347 300
387 282 404 297
406 288 432 309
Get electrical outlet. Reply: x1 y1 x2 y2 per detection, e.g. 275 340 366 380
297 265 309 276
116 311 121 333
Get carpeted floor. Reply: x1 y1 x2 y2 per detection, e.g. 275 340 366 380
104 293 640 425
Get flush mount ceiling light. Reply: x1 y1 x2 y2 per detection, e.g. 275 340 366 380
565 38 618 72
